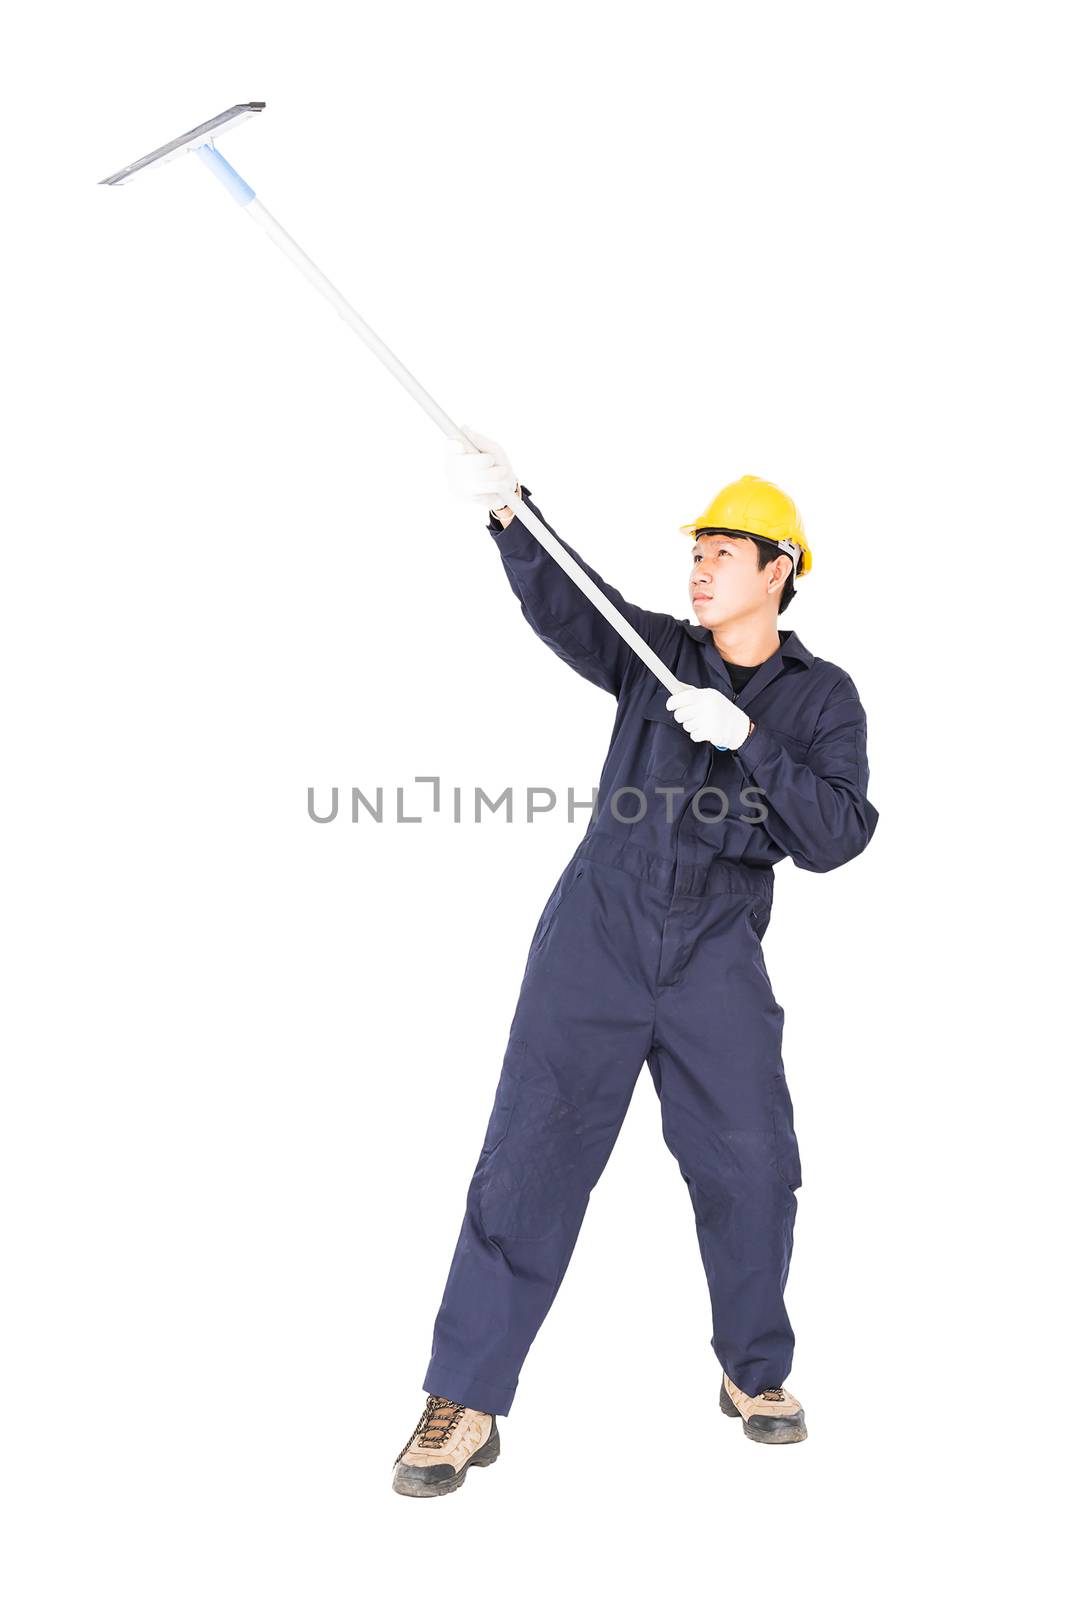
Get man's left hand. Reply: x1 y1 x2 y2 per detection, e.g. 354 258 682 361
664 686 752 750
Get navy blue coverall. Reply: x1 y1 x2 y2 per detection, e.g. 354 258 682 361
423 486 878 1415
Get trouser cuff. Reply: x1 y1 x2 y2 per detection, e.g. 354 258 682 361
421 1360 518 1417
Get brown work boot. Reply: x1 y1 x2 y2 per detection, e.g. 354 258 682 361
720 1372 808 1443
392 1394 500 1497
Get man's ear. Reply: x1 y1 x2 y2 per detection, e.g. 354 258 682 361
767 553 792 596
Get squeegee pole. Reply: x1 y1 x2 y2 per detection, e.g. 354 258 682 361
191 141 682 694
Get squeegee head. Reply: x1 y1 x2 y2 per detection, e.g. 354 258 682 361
98 102 265 186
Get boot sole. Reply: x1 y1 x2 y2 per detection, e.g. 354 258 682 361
719 1380 808 1444
392 1429 501 1497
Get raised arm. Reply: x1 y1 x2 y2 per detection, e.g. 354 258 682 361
486 485 681 698
445 427 680 698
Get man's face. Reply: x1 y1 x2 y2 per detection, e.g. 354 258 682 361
689 532 771 627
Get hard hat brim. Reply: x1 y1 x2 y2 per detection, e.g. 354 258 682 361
681 522 810 577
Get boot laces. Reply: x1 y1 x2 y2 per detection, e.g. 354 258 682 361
760 1387 785 1402
394 1395 465 1465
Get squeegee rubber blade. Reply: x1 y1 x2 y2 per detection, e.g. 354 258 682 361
98 102 266 186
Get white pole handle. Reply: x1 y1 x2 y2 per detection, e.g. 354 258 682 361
193 144 684 695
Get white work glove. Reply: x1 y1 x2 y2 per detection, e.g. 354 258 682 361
444 425 520 513
664 685 753 751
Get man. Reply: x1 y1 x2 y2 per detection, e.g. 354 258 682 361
392 428 878 1496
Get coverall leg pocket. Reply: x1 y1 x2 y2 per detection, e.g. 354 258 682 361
479 1080 582 1243
479 1039 526 1156
770 1071 802 1192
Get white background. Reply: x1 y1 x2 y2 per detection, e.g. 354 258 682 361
2 2 1062 1593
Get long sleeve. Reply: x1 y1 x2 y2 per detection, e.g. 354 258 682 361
487 486 679 698
735 673 878 873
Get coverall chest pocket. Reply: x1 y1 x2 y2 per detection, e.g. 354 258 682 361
641 691 696 783
756 725 813 760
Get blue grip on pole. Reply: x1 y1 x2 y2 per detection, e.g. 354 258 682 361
193 142 256 205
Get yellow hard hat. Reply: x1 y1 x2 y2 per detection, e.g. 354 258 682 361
679 474 812 578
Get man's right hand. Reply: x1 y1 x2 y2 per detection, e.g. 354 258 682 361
444 425 519 518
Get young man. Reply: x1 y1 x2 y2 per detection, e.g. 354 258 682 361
392 429 878 1496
